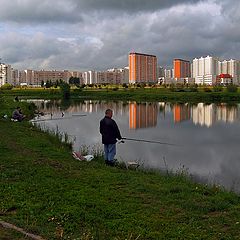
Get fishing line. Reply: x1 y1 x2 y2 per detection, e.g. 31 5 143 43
121 137 179 146
30 114 87 123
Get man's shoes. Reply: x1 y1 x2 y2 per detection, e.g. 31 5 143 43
105 160 115 166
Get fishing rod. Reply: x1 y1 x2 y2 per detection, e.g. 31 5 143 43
121 137 178 146
30 114 87 123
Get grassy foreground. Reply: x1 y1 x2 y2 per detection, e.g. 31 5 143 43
1 96 240 239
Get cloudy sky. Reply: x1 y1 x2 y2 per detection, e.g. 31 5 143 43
0 0 239 71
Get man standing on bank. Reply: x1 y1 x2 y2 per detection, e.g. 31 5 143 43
100 109 122 166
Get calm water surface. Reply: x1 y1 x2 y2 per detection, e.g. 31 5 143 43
31 99 240 193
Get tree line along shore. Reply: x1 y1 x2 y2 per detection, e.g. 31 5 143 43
1 84 240 103
1 90 240 239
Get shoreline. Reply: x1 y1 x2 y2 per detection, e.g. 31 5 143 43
1 86 240 103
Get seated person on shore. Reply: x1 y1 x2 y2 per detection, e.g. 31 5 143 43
12 107 25 122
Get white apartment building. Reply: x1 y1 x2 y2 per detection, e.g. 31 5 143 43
11 69 19 86
162 68 175 84
192 56 219 85
164 69 173 79
25 69 34 85
158 66 165 78
0 64 12 87
118 67 129 84
107 68 129 84
19 70 27 85
218 59 240 85
85 68 129 85
83 71 97 85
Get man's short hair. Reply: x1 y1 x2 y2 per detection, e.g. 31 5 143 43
105 109 112 115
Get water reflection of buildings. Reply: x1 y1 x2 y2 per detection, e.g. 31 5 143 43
33 100 159 129
67 100 129 116
192 103 215 127
160 102 240 127
192 103 239 127
129 102 158 129
216 104 238 123
173 104 191 123
34 100 130 116
32 99 240 128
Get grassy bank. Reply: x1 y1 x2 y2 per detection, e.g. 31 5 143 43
1 95 240 239
2 86 240 103
75 88 240 103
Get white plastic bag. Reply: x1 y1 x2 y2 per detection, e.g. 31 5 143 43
72 152 94 161
83 155 94 161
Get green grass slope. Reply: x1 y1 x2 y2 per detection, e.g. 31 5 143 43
1 95 240 239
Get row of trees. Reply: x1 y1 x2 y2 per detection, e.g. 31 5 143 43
0 76 239 95
41 77 81 88
168 83 238 93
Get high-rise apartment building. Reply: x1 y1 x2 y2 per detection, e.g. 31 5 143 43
173 59 191 78
218 59 240 84
192 56 219 85
129 52 157 84
83 71 97 85
19 70 27 85
0 63 11 86
158 66 164 78
164 69 174 79
25 69 34 85
120 67 129 84
11 69 19 86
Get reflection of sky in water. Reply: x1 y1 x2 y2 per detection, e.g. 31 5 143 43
31 100 240 193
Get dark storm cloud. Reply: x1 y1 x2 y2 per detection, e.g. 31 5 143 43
0 0 201 23
0 0 240 71
0 0 82 23
74 0 201 12
86 1 222 68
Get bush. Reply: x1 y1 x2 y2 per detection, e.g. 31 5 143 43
188 85 198 92
59 82 71 99
73 88 82 93
203 87 212 92
0 83 13 90
169 84 175 92
175 84 184 92
122 83 128 89
213 85 223 92
226 84 238 93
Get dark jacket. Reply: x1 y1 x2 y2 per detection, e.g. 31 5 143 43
12 109 24 121
100 116 122 144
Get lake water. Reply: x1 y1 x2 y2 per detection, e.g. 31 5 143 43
30 99 240 193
